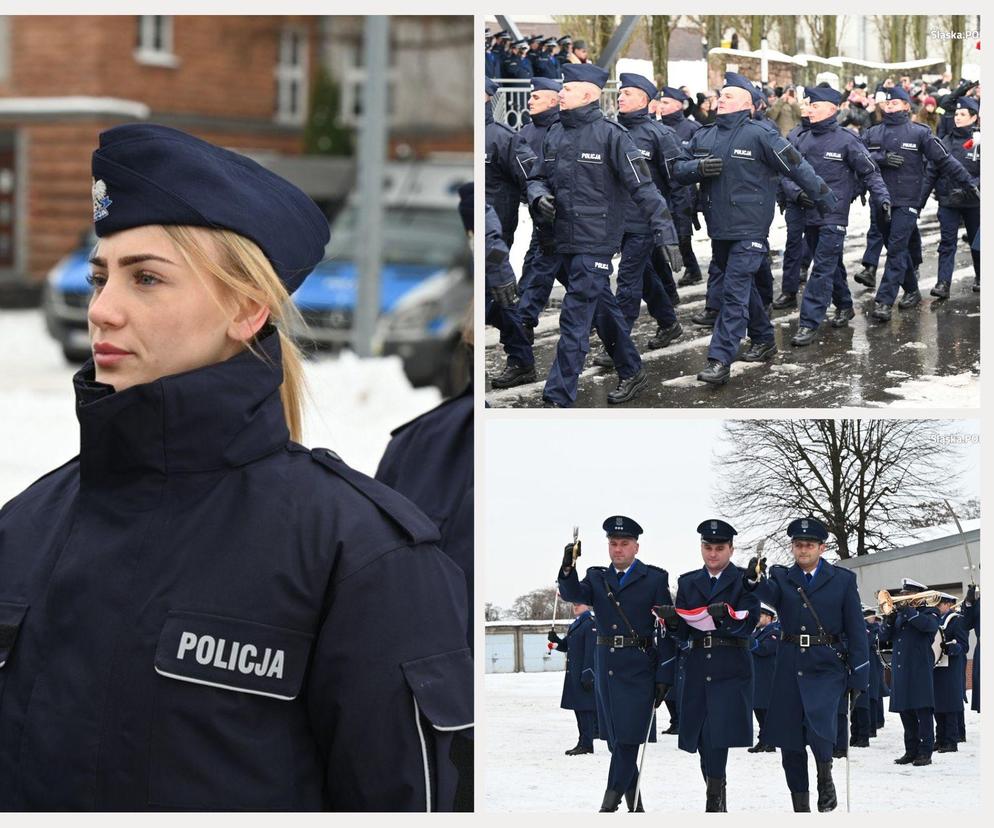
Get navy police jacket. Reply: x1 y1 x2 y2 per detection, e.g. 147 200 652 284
659 109 701 147
921 124 980 208
519 108 561 246
780 115 890 227
673 564 759 752
0 334 472 811
867 621 886 701
750 620 781 710
878 603 939 712
863 111 974 207
963 598 980 712
525 101 679 256
748 560 868 751
484 203 516 291
932 609 969 713
558 558 676 745
673 109 837 240
485 101 529 239
555 610 597 712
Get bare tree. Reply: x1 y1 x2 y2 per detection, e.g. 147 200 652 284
949 15 966 81
803 15 843 57
509 586 560 620
778 16 798 56
647 15 680 86
906 497 981 529
911 15 929 60
875 15 908 63
484 603 504 622
713 420 964 558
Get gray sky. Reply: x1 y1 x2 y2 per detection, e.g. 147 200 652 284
484 418 981 609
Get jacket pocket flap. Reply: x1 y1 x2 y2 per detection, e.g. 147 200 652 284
402 648 474 731
0 602 29 669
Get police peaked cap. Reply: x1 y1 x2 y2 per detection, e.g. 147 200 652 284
531 78 563 93
563 63 609 88
786 516 829 542
902 577 928 592
697 519 737 542
806 85 842 105
493 30 509 39
884 85 911 103
527 34 543 43
542 38 558 46
660 85 688 103
603 515 643 539
486 77 500 97
862 606 877 617
938 592 958 603
760 603 777 617
91 124 329 295
557 35 573 45
512 38 528 48
957 97 980 115
619 72 658 102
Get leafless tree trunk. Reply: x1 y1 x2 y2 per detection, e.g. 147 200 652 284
648 15 676 86
950 15 966 80
510 586 560 620
779 16 798 55
911 16 929 59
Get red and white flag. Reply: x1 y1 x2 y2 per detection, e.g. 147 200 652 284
676 604 750 632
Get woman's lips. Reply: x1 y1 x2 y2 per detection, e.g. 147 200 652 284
93 343 133 368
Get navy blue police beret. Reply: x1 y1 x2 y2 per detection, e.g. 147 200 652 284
723 71 756 97
531 78 563 93
619 72 658 102
697 519 737 542
885 86 911 103
603 515 643 539
91 124 329 294
563 63 609 88
806 85 842 105
958 97 980 115
786 516 829 542
457 182 473 234
660 85 688 103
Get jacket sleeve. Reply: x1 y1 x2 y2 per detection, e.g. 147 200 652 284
558 565 594 605
922 130 976 189
524 130 554 206
655 570 677 684
842 575 871 691
307 542 472 812
761 130 838 213
753 627 779 656
745 566 782 609
721 581 759 638
846 136 890 205
610 127 679 245
905 607 941 634
919 160 940 207
946 615 968 656
582 621 596 681
673 130 705 184
655 127 694 226
862 127 887 165
484 204 516 290
504 129 536 200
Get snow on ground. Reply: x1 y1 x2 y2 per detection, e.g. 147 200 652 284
0 309 440 505
875 370 983 409
484 671 980 813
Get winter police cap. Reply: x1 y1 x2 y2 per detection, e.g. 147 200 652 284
958 96 980 114
91 124 329 294
884 85 911 103
862 606 877 617
938 592 958 603
786 516 829 542
723 71 757 98
531 78 563 93
562 63 609 88
806 85 842 106
602 515 643 539
902 577 928 592
486 77 500 97
697 519 737 542
618 72 658 102
660 85 688 103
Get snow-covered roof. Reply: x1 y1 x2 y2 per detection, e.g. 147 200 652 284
486 618 575 628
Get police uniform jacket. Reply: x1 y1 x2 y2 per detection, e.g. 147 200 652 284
673 564 759 753
0 334 472 811
376 383 473 649
504 54 533 80
748 560 869 751
780 115 890 227
750 620 781 710
485 50 499 79
556 610 597 712
484 203 516 290
525 101 679 256
519 109 560 248
867 621 886 701
933 609 969 714
485 101 529 237
878 604 940 712
532 52 559 79
659 111 702 234
660 110 701 147
673 108 837 240
862 111 974 207
557 558 676 745
920 124 980 208
963 598 980 712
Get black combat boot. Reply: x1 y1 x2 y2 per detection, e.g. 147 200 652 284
931 281 951 299
973 277 980 292
705 777 726 812
747 741 765 753
898 289 921 309
696 359 730 385
893 752 917 764
871 302 892 321
624 789 645 812
646 321 682 350
490 362 536 389
599 789 623 812
912 752 932 766
831 306 855 327
606 369 648 405
852 737 869 748
792 792 811 812
740 340 777 362
565 743 593 755
772 292 797 309
854 264 877 288
691 307 719 327
678 271 702 286
791 326 818 347
815 760 837 812
592 349 614 368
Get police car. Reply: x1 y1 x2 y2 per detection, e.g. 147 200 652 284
291 159 472 395
42 229 97 362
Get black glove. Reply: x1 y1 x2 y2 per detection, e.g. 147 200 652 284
746 556 767 582
880 202 892 222
966 584 977 605
707 602 728 622
699 156 723 177
971 185 981 201
490 280 518 309
797 192 816 209
859 192 867 206
653 604 680 631
692 213 701 231
883 152 905 168
654 243 684 275
548 630 563 645
581 676 594 692
940 640 950 655
654 683 670 708
535 194 556 223
562 540 581 570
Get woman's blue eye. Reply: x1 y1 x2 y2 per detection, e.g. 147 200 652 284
135 271 162 287
86 273 106 289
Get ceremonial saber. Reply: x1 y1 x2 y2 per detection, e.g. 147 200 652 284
944 500 977 586
632 704 656 810
549 526 579 653
754 537 766 578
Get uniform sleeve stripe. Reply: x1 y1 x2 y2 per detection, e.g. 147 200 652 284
774 144 793 172
413 697 432 813
853 661 869 671
627 154 644 184
659 657 676 667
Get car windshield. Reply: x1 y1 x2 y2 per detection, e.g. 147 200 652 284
324 206 465 267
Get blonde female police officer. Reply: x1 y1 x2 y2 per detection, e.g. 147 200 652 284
0 124 472 812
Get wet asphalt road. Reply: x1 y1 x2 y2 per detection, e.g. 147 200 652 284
484 217 980 408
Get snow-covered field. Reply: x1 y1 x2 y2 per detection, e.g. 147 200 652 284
484 672 981 813
0 309 441 505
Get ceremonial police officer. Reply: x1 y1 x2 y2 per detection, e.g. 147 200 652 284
504 39 534 80
933 593 969 752
557 516 675 813
525 63 681 407
920 97 981 298
555 35 573 69
655 519 759 812
485 77 530 249
863 85 976 320
743 517 868 813
673 72 836 386
748 603 780 753
782 85 891 346
878 577 941 766
485 29 498 79
548 602 598 755
963 584 980 713
849 607 882 747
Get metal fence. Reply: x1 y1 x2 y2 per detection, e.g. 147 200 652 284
492 78 620 131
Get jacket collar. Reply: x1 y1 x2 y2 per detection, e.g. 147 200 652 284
810 114 839 134
660 111 686 129
560 101 603 129
787 558 833 595
883 110 910 126
531 107 560 129
618 108 650 128
716 109 751 130
610 558 646 591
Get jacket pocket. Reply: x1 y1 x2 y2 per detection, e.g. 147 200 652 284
571 206 608 246
0 602 29 712
402 648 473 812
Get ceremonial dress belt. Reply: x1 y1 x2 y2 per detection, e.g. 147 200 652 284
689 634 749 650
596 635 651 648
783 632 840 647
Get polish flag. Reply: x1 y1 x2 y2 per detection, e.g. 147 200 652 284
676 604 751 632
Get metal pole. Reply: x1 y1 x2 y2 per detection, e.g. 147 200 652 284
352 15 389 357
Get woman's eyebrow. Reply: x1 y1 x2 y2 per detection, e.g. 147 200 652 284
88 254 177 267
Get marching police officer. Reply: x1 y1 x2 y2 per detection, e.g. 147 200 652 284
557 516 675 813
548 602 598 755
525 63 681 407
655 519 759 812
782 85 891 346
878 577 941 766
933 593 969 752
920 97 981 298
743 517 868 813
485 77 530 249
772 106 813 310
673 72 836 386
748 603 780 753
963 584 980 713
862 85 976 320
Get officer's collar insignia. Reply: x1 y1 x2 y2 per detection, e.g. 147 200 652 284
92 178 112 221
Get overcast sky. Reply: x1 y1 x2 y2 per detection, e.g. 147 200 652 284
483 418 981 609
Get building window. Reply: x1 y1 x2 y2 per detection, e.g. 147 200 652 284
275 28 309 126
339 43 398 127
134 15 178 68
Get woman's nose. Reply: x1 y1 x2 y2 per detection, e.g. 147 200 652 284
87 277 127 330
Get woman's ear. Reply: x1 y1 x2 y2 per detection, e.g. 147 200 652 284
227 300 270 343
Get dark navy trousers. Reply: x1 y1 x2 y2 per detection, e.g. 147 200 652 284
615 232 677 332
485 297 534 368
575 710 597 750
900 707 935 756
697 716 729 780
517 229 568 328
875 206 922 306
936 204 980 283
781 204 813 294
781 726 834 793
606 743 640 793
707 239 774 365
798 224 852 328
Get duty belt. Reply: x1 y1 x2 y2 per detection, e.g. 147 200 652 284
689 634 749 650
783 632 840 648
596 635 651 648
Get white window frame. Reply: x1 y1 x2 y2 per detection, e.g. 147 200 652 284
339 44 398 128
134 15 179 68
275 27 309 127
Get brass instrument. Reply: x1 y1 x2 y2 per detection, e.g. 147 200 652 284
876 588 944 615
